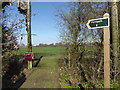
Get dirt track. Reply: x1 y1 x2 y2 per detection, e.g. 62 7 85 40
20 55 61 88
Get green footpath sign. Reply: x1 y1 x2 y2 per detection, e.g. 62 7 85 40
87 17 109 29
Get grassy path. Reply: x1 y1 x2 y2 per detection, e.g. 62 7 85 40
19 47 65 88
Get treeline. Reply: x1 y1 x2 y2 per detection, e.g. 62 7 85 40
35 42 98 47
36 42 65 47
57 2 120 88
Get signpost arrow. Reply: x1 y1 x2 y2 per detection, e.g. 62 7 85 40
87 17 109 29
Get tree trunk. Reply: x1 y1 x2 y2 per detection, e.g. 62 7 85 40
26 0 32 52
111 1 120 81
118 2 120 61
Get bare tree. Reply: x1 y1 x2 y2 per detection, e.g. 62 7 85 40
2 2 26 56
57 2 111 87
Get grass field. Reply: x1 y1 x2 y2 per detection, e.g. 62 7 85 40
4 46 120 88
13 46 66 57
18 46 66 88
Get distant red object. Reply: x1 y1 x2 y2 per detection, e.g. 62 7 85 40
24 53 34 59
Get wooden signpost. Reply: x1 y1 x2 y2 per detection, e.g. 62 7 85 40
103 13 110 89
87 13 110 88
